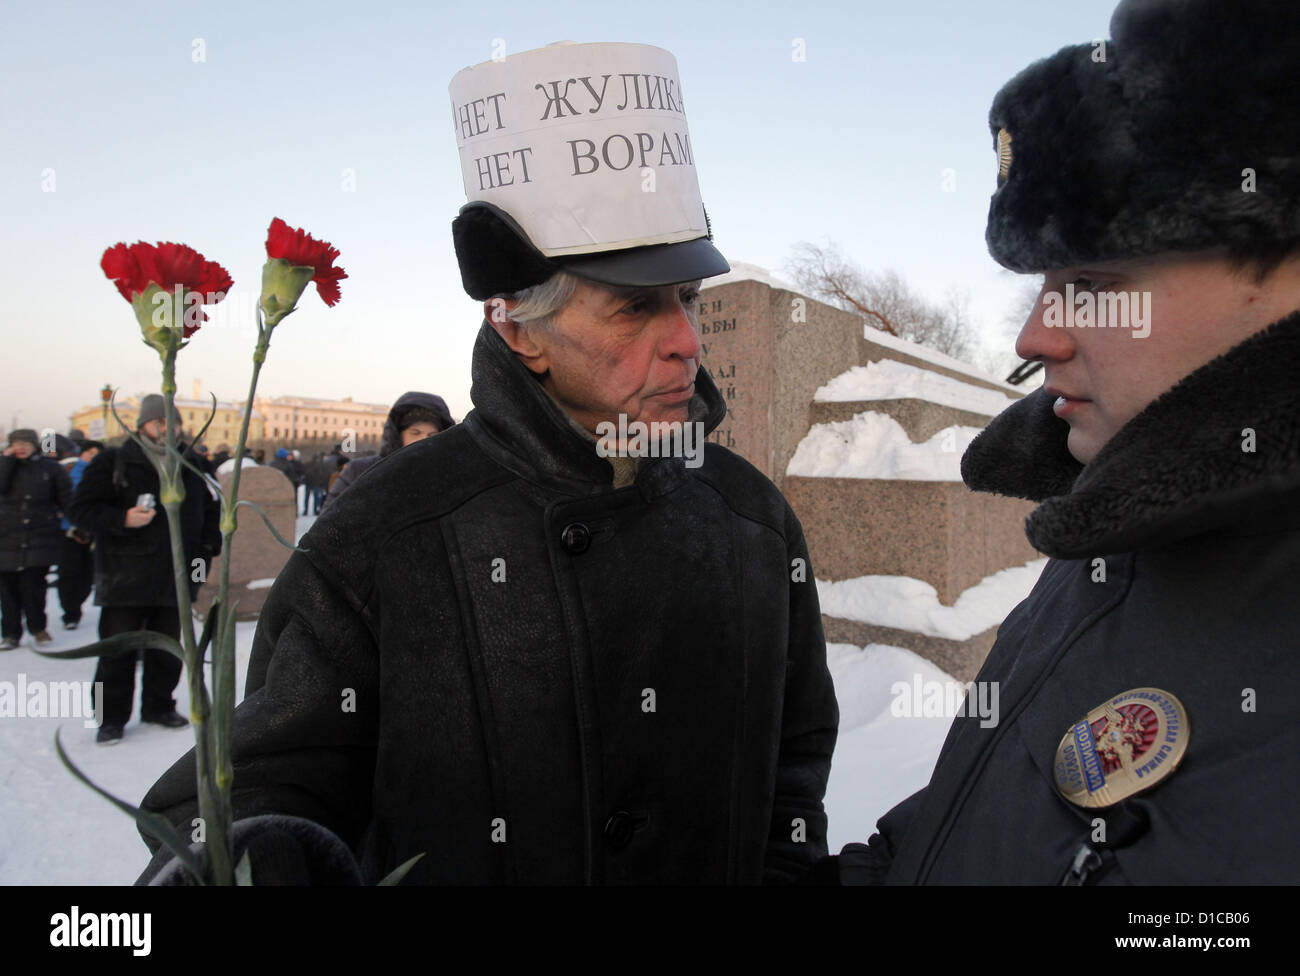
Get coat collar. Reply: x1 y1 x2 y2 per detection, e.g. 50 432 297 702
462 320 728 497
961 308 1300 558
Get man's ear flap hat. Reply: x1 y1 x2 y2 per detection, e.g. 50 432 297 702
986 0 1300 273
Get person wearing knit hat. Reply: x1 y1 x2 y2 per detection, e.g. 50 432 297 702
137 41 837 886
1 429 73 649
68 394 221 744
815 0 1300 886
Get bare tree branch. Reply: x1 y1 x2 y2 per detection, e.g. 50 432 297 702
784 241 980 359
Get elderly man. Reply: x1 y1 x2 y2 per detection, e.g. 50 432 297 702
819 0 1300 885
139 41 838 885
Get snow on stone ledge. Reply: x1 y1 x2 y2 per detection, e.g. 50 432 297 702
703 260 797 292
817 558 1049 641
786 411 981 480
863 323 1019 391
815 359 1014 416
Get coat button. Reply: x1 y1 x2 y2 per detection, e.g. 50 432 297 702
603 811 635 851
560 522 591 554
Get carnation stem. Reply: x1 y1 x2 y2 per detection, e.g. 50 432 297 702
209 307 276 877
159 332 231 885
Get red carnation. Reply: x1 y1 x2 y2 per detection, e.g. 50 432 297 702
100 241 233 342
264 218 347 306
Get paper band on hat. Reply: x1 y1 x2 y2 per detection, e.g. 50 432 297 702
450 42 711 259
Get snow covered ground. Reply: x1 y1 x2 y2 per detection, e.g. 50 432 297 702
1 514 960 883
818 558 1048 641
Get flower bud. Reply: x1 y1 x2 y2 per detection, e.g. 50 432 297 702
259 258 317 327
131 283 186 358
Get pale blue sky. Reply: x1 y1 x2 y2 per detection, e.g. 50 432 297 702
0 0 1118 432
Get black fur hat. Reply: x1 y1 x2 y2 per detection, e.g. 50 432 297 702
986 0 1300 272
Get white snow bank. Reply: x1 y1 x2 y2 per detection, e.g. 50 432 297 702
815 359 1014 416
823 642 956 848
817 557 1048 640
215 457 258 476
863 323 1018 391
786 411 981 480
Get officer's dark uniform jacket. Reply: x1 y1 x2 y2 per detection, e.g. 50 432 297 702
139 321 839 884
840 308 1300 884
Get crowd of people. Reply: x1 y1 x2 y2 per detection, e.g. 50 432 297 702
0 390 455 745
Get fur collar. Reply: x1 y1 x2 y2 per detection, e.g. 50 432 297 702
961 308 1300 558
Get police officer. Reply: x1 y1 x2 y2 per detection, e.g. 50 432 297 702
822 0 1300 884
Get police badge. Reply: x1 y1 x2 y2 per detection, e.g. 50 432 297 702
1053 688 1190 809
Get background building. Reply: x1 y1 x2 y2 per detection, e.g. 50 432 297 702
68 395 265 448
255 395 389 453
68 384 390 457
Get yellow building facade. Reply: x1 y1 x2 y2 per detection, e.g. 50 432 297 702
68 391 386 451
68 396 265 448
255 395 389 450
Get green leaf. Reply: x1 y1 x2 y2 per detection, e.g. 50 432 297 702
234 850 254 886
235 498 305 553
176 450 223 498
196 600 220 657
190 393 219 451
376 852 425 886
35 629 184 663
54 728 207 884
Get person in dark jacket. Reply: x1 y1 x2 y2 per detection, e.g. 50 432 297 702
57 439 102 630
0 429 72 650
320 393 454 510
268 447 305 510
68 395 222 744
302 452 332 516
822 0 1300 885
137 40 837 886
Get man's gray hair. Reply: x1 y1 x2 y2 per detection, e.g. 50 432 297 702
490 271 580 329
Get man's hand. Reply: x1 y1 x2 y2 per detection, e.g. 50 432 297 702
124 505 157 528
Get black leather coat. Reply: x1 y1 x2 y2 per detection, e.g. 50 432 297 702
139 322 839 884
